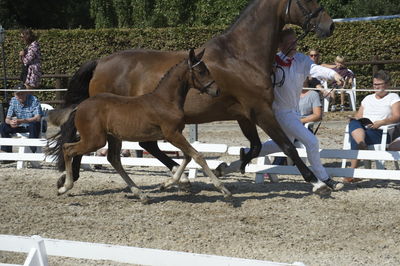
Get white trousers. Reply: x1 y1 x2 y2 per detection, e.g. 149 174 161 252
226 110 329 181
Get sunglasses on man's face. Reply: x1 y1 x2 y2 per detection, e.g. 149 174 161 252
310 54 319 57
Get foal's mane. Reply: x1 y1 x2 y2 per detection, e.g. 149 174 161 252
153 57 188 92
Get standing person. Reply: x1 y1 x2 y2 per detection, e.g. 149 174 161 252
19 29 42 89
0 85 42 153
305 49 323 89
304 48 332 99
344 70 400 181
215 28 345 194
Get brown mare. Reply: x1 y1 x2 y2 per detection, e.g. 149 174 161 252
50 0 335 191
48 49 230 202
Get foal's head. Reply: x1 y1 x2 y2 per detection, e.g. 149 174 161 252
187 48 219 97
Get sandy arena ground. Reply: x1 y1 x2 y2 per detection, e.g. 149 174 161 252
1 111 400 266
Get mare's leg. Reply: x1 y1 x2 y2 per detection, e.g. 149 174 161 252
139 141 191 189
108 136 148 203
160 154 191 190
165 131 232 198
237 118 261 173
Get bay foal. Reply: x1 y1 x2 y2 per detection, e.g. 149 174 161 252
49 49 231 203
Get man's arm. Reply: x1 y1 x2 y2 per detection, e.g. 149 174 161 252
371 101 400 129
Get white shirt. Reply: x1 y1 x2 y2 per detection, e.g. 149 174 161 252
362 93 400 122
272 52 336 112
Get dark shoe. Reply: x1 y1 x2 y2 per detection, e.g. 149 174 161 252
323 178 344 190
94 164 104 170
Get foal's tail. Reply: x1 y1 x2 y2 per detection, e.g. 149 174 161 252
46 59 97 172
45 107 78 172
63 60 98 107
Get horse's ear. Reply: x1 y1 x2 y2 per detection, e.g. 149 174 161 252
196 48 205 60
188 48 196 68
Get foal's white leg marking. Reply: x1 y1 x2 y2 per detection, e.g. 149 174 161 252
163 157 191 189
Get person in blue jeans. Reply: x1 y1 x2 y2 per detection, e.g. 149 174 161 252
346 70 400 181
0 86 42 153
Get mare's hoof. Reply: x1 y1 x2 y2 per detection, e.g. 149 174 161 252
178 181 192 193
56 174 66 189
140 195 151 205
213 162 227 177
159 184 167 191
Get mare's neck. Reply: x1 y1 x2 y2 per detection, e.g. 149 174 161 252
211 0 288 71
154 63 191 108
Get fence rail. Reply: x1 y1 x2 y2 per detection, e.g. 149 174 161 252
0 234 302 266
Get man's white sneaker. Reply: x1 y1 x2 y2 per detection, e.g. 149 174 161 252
312 180 331 195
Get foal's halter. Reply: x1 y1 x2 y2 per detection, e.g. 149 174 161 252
189 60 215 94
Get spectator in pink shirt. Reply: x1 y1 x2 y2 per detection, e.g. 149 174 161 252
19 29 42 89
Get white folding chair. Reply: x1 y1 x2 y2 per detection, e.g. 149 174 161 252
341 123 400 169
323 70 356 112
15 103 54 169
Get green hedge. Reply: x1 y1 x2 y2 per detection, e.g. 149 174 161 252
1 19 399 103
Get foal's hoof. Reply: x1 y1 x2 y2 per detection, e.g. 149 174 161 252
221 187 233 199
57 186 68 196
56 174 66 189
140 195 151 205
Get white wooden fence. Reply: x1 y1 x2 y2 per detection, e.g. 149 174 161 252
0 234 305 266
0 138 227 178
228 146 400 183
2 138 400 183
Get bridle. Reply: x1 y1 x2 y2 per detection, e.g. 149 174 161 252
273 0 325 87
189 60 216 94
286 0 325 34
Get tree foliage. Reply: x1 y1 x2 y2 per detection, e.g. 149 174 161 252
1 0 399 29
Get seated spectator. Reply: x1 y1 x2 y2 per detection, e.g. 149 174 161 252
0 85 42 153
324 56 354 112
299 88 323 124
345 70 400 182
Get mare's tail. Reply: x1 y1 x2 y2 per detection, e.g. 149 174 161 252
63 60 98 107
46 107 78 172
46 60 97 171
